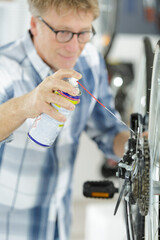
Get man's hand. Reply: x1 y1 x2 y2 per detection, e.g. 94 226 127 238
0 69 82 141
113 131 130 158
23 69 82 122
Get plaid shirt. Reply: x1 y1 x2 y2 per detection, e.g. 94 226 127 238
0 31 127 240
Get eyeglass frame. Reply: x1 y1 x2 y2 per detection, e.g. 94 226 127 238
37 16 96 43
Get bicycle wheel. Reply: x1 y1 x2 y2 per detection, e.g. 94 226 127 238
132 37 153 240
145 40 160 240
123 37 153 240
92 0 118 56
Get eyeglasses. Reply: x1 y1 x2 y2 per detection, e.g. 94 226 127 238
37 16 96 44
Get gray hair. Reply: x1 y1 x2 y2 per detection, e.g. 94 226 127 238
27 0 99 19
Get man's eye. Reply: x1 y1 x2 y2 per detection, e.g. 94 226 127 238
80 32 86 35
60 31 69 34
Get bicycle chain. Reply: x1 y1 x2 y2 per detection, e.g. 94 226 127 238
133 136 150 216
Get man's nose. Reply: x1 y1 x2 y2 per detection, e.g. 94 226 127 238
65 34 80 52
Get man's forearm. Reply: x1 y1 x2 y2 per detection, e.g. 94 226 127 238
113 131 130 158
0 97 27 141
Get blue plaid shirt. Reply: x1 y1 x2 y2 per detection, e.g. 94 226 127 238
0 31 126 240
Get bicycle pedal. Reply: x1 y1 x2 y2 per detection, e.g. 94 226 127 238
83 180 118 199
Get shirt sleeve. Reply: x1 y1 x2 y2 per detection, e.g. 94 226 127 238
0 56 14 103
0 57 14 146
84 54 128 161
0 134 14 147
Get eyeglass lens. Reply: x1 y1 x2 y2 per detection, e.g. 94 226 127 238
57 31 93 43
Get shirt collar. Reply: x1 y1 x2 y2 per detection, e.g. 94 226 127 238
23 31 53 80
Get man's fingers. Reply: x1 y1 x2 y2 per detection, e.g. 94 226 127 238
44 104 67 122
48 69 82 96
47 92 76 111
35 69 82 118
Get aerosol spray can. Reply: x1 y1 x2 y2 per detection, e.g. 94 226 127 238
28 78 81 147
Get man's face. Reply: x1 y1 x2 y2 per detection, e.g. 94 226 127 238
31 8 94 71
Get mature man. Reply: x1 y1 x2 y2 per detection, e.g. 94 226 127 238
0 0 129 239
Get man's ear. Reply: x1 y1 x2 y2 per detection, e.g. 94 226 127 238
30 16 38 36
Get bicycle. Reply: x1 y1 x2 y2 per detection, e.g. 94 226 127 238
83 37 160 240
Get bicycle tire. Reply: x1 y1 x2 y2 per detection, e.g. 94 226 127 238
143 37 154 114
145 39 160 240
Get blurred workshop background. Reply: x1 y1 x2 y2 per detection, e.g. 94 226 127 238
0 0 159 239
